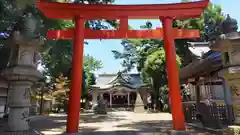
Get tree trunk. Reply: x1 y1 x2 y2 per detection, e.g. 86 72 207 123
40 91 44 115
152 78 161 112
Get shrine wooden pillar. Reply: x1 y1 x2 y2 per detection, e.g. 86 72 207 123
162 17 185 130
66 16 85 133
110 93 112 107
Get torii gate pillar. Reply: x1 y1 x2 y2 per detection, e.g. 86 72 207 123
162 17 185 130
66 16 85 132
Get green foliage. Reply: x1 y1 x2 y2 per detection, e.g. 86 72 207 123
173 1 225 65
83 55 103 73
144 47 181 79
83 55 102 95
0 0 114 104
0 0 116 68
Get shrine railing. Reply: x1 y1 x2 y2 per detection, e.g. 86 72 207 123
182 102 229 129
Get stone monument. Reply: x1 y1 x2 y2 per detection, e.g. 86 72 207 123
134 92 146 113
211 15 240 124
2 12 43 134
92 95 107 114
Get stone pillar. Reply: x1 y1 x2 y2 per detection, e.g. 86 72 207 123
30 98 39 115
2 31 42 132
227 80 240 124
221 77 234 124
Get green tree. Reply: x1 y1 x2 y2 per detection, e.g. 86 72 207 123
0 0 116 87
62 55 102 98
83 55 102 97
112 1 225 111
0 0 113 110
51 54 102 111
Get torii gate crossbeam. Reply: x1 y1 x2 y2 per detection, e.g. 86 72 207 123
36 0 209 133
47 28 200 39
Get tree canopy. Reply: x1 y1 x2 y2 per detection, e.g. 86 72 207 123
112 0 225 111
0 0 116 79
0 0 117 107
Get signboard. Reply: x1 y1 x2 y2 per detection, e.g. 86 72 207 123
229 67 240 73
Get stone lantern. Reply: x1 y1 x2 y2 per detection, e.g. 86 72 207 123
211 15 240 124
1 13 43 134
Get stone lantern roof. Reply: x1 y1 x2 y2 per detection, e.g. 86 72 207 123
221 14 238 34
210 15 240 52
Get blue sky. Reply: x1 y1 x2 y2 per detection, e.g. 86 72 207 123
83 0 240 74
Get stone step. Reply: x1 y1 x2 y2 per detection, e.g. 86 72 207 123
222 125 240 135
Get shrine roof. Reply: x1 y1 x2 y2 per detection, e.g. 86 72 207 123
90 72 144 90
180 42 222 81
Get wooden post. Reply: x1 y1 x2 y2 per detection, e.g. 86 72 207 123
110 93 112 107
162 17 185 130
195 84 201 113
66 16 85 133
40 90 44 115
127 93 130 106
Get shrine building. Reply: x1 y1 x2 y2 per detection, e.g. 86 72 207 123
87 72 150 109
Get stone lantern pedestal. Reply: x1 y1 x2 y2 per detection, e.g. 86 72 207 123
212 15 240 124
4 67 42 131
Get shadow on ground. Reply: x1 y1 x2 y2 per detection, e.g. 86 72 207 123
81 113 127 123
30 113 127 134
76 120 208 135
78 130 171 135
76 120 175 135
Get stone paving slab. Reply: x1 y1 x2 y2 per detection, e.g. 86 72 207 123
1 112 212 135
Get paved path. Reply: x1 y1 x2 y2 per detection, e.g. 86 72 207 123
27 111 210 135
0 111 211 134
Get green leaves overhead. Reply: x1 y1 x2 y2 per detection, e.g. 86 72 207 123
83 54 103 72
0 0 116 93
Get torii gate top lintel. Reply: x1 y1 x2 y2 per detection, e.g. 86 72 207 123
36 0 209 20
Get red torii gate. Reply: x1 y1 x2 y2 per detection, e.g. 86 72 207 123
36 0 209 133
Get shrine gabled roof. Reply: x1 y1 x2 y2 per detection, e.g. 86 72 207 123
107 72 133 85
90 72 144 90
